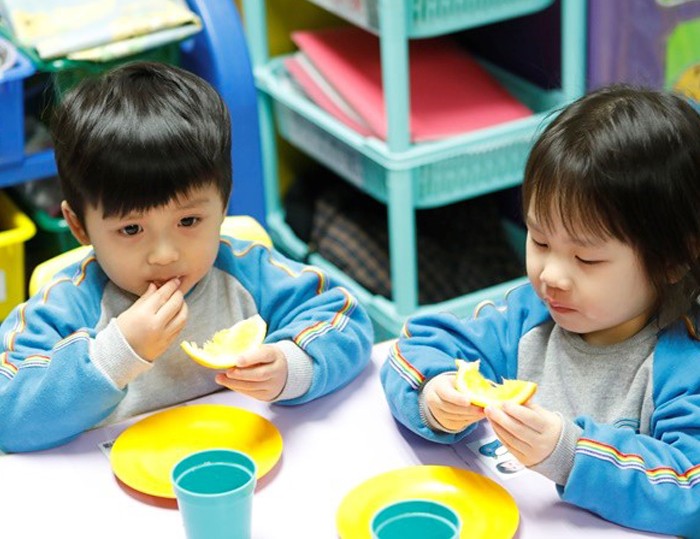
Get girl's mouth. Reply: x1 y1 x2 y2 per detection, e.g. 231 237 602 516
548 301 576 314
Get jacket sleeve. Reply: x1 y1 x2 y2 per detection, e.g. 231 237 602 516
380 284 550 444
222 239 374 404
559 321 700 538
0 263 126 453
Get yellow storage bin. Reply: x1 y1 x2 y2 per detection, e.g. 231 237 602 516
0 191 37 320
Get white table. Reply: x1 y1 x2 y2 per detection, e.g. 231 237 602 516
0 342 669 538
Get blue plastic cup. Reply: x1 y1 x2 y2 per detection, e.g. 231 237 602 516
171 449 257 539
371 499 461 539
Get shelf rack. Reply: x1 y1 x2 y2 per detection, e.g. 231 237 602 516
242 0 586 339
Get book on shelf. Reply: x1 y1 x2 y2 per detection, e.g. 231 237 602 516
285 53 375 137
0 0 201 61
290 26 533 143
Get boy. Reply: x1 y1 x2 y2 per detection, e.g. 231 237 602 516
0 62 373 453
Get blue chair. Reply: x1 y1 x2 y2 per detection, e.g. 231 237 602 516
182 0 266 225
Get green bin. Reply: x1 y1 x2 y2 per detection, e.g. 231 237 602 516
7 186 80 285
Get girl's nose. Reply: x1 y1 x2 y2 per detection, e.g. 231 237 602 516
539 259 572 291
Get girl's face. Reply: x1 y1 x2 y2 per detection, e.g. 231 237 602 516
62 184 226 297
525 205 658 345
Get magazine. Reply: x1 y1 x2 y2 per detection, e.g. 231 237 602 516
0 0 200 60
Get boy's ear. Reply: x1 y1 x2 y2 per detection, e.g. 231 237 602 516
61 201 91 245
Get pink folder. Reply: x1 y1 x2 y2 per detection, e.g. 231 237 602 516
285 54 376 137
291 26 533 142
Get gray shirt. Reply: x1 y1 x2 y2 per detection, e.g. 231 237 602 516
521 321 657 484
92 267 313 426
421 320 658 485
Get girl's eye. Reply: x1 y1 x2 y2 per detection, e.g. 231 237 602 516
179 216 200 227
576 256 601 266
120 224 142 236
530 237 547 248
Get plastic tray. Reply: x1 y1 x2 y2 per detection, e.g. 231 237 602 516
51 42 181 101
0 191 37 320
305 0 555 38
8 187 80 282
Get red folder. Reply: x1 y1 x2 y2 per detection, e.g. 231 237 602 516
291 26 533 142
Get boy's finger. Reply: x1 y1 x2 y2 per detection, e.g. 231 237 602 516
156 277 180 298
234 347 275 368
147 278 181 304
228 354 253 369
165 300 188 335
154 289 185 319
136 282 157 301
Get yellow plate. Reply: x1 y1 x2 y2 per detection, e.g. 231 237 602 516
336 465 519 539
110 404 283 498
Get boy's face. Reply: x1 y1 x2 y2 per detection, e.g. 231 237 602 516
62 184 226 297
525 205 657 346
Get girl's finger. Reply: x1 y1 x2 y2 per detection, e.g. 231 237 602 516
485 405 531 444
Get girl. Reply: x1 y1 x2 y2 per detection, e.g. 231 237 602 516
381 86 700 537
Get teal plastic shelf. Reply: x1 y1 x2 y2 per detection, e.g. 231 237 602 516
243 0 586 335
305 0 555 38
258 55 563 209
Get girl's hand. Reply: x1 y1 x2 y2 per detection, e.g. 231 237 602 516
117 279 188 361
485 401 562 466
424 373 486 431
215 344 288 401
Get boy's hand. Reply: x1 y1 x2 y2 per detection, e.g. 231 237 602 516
215 344 288 402
117 279 188 361
424 373 486 431
485 401 562 466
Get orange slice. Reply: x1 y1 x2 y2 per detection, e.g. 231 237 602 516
181 314 267 369
454 359 537 407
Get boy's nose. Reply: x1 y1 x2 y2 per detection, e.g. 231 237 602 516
147 239 179 265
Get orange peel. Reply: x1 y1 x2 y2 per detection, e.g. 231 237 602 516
181 314 267 369
454 359 537 407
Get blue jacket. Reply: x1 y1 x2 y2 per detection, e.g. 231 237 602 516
381 284 700 538
0 237 373 452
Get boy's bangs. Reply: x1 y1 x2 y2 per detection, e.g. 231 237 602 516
86 139 226 219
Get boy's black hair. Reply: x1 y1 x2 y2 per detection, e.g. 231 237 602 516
51 61 232 224
523 85 700 328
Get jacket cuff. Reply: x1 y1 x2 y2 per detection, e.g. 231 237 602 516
530 414 582 486
271 340 313 401
92 318 152 389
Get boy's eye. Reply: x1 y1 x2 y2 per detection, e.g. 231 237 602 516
120 224 142 236
179 216 200 227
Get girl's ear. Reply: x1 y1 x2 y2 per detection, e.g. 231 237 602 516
667 237 700 284
61 201 91 245
667 263 687 285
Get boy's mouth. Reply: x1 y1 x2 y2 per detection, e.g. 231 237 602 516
151 276 182 288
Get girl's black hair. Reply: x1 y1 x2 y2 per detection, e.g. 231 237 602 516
51 61 232 223
523 85 700 329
